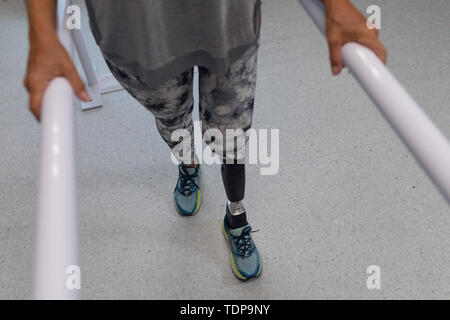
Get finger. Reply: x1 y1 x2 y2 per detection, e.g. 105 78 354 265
377 43 387 64
28 86 45 121
63 63 91 101
328 39 343 75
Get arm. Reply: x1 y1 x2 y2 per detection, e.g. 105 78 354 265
320 0 387 75
24 0 90 121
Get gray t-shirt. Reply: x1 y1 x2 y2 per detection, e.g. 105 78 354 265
85 0 262 87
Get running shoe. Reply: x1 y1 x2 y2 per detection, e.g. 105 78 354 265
222 212 262 280
173 164 201 216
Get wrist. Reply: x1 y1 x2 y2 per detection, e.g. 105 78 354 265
322 0 351 13
321 0 350 5
29 28 58 47
322 0 354 22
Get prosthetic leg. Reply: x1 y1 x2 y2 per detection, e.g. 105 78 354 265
221 163 248 228
221 162 262 279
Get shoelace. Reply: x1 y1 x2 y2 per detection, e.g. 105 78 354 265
234 226 259 257
178 167 199 196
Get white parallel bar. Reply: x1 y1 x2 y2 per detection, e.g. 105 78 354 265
71 8 123 111
72 28 99 87
33 0 80 299
298 0 450 203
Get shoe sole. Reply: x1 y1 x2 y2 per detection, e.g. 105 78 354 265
174 189 202 216
222 221 262 281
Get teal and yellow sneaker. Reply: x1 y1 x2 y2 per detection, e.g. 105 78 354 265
222 215 262 280
173 164 201 216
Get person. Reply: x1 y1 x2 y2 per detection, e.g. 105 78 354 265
24 0 387 281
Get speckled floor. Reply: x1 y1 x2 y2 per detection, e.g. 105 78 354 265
0 0 449 299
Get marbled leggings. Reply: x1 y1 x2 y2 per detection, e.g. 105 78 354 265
104 44 259 164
